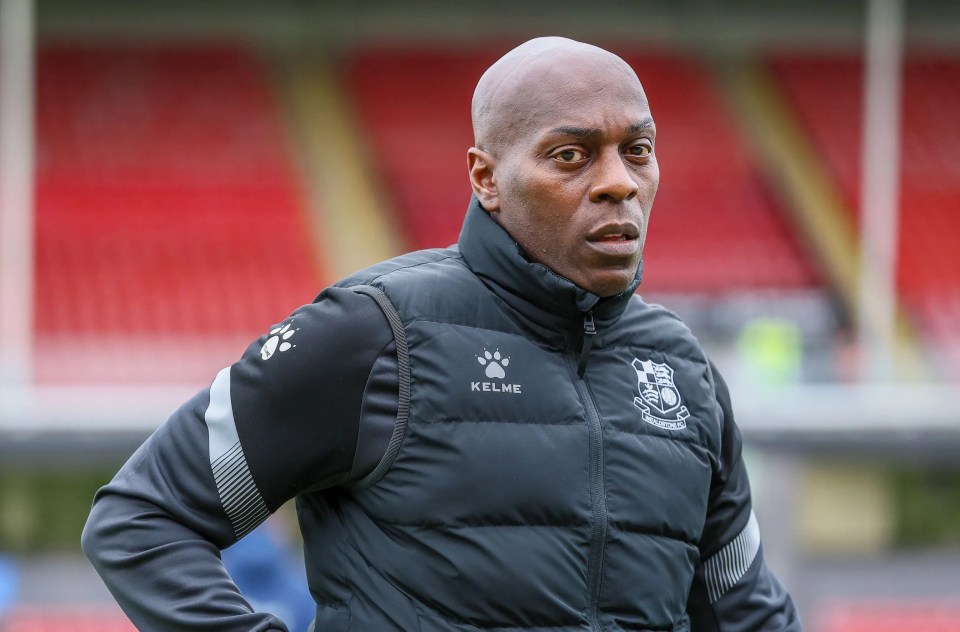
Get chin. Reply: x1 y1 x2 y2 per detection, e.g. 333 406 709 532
576 255 642 297
586 274 635 298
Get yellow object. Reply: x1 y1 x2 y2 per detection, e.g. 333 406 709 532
738 317 803 387
273 54 402 281
801 461 894 554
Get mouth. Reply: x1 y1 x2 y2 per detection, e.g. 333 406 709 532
584 221 641 258
594 234 633 242
586 222 640 243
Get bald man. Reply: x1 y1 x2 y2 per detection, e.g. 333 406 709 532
84 38 801 631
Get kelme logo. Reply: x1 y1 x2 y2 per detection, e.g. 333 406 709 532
472 348 521 394
260 321 298 360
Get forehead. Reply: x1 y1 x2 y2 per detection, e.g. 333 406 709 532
506 55 652 140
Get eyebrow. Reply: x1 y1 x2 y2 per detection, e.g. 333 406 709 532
551 125 601 139
549 117 656 139
626 118 656 134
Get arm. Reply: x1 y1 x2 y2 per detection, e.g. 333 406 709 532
81 286 397 631
686 362 802 631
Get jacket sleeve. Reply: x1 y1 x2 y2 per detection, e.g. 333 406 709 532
686 361 802 631
81 286 397 631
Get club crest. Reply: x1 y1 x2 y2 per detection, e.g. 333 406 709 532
631 358 689 430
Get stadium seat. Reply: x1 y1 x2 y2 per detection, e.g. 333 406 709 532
622 54 819 293
770 55 960 364
345 48 499 251
34 47 322 383
819 600 960 632
5 605 136 632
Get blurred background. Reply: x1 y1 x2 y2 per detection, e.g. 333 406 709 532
0 0 959 630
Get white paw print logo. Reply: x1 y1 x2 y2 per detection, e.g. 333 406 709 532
476 349 510 379
260 322 298 360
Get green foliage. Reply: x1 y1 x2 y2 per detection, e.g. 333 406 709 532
0 468 117 553
893 466 960 547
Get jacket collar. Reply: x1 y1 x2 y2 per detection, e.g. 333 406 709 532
457 195 642 331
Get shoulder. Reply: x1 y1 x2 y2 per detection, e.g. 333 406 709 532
333 246 469 290
627 294 687 329
332 247 494 325
616 295 725 453
617 295 719 405
618 294 705 356
234 286 395 385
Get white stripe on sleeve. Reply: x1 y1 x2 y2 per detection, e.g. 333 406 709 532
204 367 269 538
703 510 761 604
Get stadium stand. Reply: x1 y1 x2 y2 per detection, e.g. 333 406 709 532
621 54 820 293
345 48 821 294
345 48 498 251
4 606 135 632
819 599 960 632
770 55 960 368
34 47 322 383
275 56 401 278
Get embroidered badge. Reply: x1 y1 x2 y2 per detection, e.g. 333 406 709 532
631 358 689 430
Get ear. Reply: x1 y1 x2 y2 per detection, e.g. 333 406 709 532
467 147 499 211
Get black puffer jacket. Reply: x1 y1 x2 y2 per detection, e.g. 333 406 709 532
300 197 796 631
82 197 800 631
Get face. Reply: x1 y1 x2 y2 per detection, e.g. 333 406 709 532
469 58 659 298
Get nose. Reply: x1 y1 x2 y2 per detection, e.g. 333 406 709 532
588 149 639 203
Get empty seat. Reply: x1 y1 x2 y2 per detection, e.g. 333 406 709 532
771 55 960 360
34 47 322 383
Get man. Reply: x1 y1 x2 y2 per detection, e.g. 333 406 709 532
83 37 801 631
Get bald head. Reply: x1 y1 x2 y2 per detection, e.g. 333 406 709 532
471 37 646 156
465 37 658 297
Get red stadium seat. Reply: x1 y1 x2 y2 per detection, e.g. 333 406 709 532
819 600 960 632
34 47 322 383
771 55 960 363
345 48 499 251
622 54 820 293
5 605 136 631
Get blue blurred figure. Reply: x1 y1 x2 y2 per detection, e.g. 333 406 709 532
0 553 17 628
221 522 314 632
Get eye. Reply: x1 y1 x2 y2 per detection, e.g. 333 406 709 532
627 142 652 158
552 147 588 163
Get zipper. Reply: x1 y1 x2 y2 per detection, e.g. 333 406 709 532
569 311 605 631
577 312 596 378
